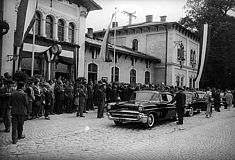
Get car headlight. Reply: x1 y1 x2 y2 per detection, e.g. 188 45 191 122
138 106 143 112
107 104 111 110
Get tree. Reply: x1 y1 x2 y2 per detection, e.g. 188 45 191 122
179 0 235 89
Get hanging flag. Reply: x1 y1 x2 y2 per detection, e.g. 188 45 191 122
194 23 211 87
99 13 115 62
14 0 38 47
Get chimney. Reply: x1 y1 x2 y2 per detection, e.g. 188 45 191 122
146 15 153 23
87 28 93 38
160 16 167 22
112 22 118 28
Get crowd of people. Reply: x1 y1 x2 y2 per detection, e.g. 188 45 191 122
0 71 234 143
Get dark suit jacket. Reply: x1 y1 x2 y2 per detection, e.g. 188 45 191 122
174 91 186 110
11 89 28 115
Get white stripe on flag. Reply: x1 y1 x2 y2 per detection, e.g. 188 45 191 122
14 0 37 47
99 14 115 61
195 24 208 86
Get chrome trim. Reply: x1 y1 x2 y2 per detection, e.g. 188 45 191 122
106 112 148 124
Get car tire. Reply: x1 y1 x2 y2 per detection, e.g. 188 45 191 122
144 113 155 128
186 107 194 117
114 121 123 126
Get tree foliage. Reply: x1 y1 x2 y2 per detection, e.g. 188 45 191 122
179 0 235 89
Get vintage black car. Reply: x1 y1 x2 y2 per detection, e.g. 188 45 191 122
106 90 177 128
183 91 202 117
194 91 207 111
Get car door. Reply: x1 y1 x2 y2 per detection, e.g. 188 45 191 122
165 94 177 118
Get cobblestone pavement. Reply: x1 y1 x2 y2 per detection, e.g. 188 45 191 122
0 107 235 160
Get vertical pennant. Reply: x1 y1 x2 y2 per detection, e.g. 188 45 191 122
99 14 115 62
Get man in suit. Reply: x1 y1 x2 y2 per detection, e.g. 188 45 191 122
172 87 186 125
97 83 106 118
0 79 13 132
11 81 28 144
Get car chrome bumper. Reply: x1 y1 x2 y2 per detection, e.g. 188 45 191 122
106 112 148 123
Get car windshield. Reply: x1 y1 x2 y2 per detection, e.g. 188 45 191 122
130 92 160 102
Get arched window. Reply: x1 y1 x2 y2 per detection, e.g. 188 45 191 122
189 77 193 89
58 19 64 41
111 67 119 82
176 76 180 86
130 69 136 84
132 39 138 51
145 71 150 84
88 63 98 83
181 77 184 87
46 15 53 39
35 12 41 35
68 23 75 43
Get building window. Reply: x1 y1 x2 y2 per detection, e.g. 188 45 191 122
132 39 138 51
46 16 53 39
146 60 151 68
189 77 193 88
111 67 119 82
176 76 180 86
68 23 75 43
130 69 136 84
131 57 136 66
35 12 41 35
58 19 64 41
88 63 98 83
190 50 196 68
181 77 184 87
145 71 150 84
177 43 185 61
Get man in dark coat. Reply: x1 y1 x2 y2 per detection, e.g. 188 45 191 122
214 89 221 112
97 83 106 118
11 81 28 144
77 84 86 117
172 87 186 125
0 80 13 132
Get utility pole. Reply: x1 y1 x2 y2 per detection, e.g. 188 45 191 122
122 11 137 25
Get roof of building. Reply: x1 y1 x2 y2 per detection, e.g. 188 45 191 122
72 0 102 11
85 37 161 63
94 21 199 41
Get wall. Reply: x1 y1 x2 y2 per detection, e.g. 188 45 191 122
84 46 155 84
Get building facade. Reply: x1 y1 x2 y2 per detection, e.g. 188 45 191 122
93 15 200 88
0 0 101 80
85 35 160 84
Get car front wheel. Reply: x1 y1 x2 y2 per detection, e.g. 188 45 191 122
144 113 155 128
186 107 194 117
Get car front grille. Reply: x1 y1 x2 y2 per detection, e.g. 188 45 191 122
110 111 139 119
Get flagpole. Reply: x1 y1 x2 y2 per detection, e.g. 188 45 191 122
113 7 117 82
31 19 36 77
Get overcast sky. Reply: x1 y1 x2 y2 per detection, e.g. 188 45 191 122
86 0 188 31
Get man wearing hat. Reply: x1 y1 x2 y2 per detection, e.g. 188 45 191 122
11 81 27 144
0 79 14 132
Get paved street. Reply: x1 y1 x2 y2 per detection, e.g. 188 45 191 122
0 107 235 160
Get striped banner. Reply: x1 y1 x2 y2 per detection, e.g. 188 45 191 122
194 24 211 88
14 0 38 47
99 13 115 62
